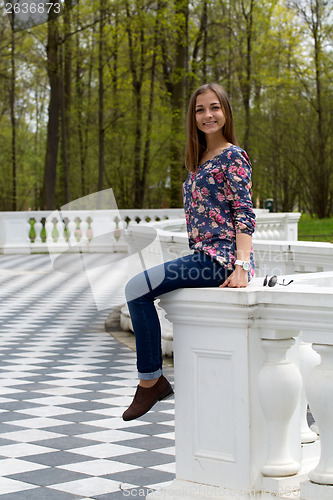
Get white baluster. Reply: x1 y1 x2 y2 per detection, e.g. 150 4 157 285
56 218 66 244
80 219 89 244
45 218 54 245
27 219 33 243
273 224 281 240
67 218 77 246
260 224 268 240
258 338 302 476
306 344 333 485
34 219 43 244
299 338 321 443
86 218 93 241
277 223 285 240
266 226 275 240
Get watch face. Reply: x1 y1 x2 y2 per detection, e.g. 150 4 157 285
243 261 251 272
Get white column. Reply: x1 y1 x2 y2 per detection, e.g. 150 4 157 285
56 218 66 245
45 218 54 245
258 338 302 477
34 218 43 245
306 344 333 485
80 219 89 245
67 218 77 247
299 338 320 444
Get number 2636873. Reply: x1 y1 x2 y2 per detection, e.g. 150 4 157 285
5 3 61 15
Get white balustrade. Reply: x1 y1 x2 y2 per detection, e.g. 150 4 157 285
0 209 185 254
119 216 333 358
0 209 300 255
146 272 333 500
147 223 333 277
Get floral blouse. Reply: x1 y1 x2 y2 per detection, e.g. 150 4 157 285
183 145 256 276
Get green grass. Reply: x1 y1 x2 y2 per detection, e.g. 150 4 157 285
298 214 333 243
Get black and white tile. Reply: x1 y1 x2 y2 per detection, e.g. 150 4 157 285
0 255 175 499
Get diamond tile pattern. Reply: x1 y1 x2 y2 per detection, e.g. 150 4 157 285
0 255 175 499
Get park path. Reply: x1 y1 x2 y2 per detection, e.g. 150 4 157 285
0 254 175 500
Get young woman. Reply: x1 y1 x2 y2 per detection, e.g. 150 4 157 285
123 83 256 421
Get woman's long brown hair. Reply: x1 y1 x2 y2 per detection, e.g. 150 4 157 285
185 83 238 172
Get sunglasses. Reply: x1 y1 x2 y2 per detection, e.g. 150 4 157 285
263 275 294 287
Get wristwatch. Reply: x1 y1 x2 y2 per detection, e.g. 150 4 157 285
235 260 251 272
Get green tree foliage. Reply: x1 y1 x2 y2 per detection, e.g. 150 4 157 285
0 0 332 215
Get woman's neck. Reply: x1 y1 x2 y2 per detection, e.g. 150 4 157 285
205 134 229 153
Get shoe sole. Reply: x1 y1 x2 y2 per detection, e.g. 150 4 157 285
158 386 174 401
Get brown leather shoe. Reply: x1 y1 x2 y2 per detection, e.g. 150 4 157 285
122 375 174 421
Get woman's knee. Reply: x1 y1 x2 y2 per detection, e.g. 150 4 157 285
125 271 151 302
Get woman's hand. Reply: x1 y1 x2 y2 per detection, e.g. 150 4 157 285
219 266 249 288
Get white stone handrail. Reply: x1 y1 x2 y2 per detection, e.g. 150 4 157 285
0 209 185 254
145 218 333 276
0 209 300 254
147 271 333 500
149 211 301 242
252 212 300 241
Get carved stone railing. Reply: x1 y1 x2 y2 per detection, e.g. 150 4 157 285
146 271 333 500
145 218 333 275
118 216 333 355
0 209 185 254
147 211 301 244
0 209 300 254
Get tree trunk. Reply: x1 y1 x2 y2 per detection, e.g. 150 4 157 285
60 0 73 204
75 6 94 197
98 0 105 193
10 29 17 211
75 23 85 196
126 0 144 209
60 45 69 204
140 6 160 207
169 0 188 208
189 0 208 95
42 16 61 210
313 0 327 218
241 0 254 152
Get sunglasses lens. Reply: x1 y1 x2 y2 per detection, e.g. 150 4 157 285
263 276 268 286
268 275 278 287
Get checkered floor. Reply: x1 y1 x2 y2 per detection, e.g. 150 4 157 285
0 254 175 499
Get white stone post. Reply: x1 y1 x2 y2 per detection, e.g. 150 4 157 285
0 212 32 254
67 218 77 247
300 343 333 500
299 338 320 444
145 288 259 500
45 218 54 245
80 219 89 244
304 344 333 482
258 338 302 477
56 218 66 245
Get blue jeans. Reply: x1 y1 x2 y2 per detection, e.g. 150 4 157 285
125 251 231 380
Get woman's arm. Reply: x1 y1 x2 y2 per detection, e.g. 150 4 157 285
220 149 255 288
220 232 252 288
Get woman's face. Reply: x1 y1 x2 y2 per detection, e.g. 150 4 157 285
195 90 225 136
